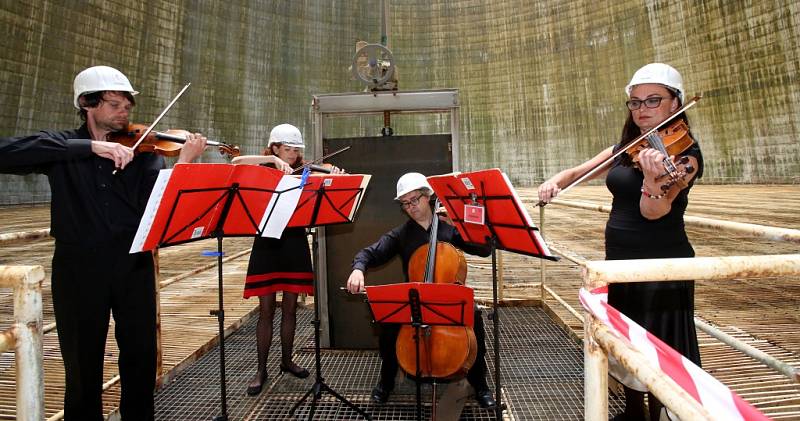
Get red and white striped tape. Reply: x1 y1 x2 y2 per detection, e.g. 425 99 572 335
579 286 771 421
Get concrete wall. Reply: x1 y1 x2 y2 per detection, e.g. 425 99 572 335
1 1 798 204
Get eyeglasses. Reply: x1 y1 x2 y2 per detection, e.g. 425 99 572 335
626 96 665 111
399 193 424 209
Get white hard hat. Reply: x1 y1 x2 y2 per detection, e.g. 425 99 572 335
625 63 684 104
395 172 432 200
73 66 138 109
267 123 305 149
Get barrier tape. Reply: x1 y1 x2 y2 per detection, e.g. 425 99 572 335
579 286 771 421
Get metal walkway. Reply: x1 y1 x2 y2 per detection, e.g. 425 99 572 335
154 305 624 420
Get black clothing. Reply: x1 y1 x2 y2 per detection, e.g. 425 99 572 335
1 126 164 420
0 125 164 246
352 218 490 279
353 218 491 392
243 227 314 297
605 141 703 367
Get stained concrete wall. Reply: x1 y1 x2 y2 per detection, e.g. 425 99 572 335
1 1 798 204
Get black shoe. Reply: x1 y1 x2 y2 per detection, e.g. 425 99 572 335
246 373 267 396
475 388 496 409
371 384 392 404
280 362 310 379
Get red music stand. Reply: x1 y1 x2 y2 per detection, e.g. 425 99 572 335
426 168 557 420
284 172 372 420
131 163 300 421
366 282 475 421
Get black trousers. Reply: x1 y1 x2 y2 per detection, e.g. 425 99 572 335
377 307 489 392
51 242 157 421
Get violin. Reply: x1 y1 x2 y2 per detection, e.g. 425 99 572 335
107 123 240 158
291 146 351 175
627 119 695 191
395 198 478 380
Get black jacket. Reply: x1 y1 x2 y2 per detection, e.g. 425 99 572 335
0 124 164 247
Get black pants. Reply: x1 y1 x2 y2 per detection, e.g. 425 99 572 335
378 307 489 392
51 243 157 421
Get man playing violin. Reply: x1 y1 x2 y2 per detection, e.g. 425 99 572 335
345 172 496 409
538 63 703 421
0 65 207 420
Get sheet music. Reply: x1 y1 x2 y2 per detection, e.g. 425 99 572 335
260 175 303 238
130 168 173 253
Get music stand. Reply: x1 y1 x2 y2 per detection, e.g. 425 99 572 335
286 173 373 420
427 168 557 421
131 163 302 421
366 283 475 421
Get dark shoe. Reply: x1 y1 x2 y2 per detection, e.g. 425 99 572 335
371 383 392 404
246 373 267 396
280 362 310 379
475 388 496 409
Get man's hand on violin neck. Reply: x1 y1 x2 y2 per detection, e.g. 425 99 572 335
92 140 134 170
176 132 208 164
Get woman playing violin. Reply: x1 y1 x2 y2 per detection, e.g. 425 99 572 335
345 172 496 409
538 63 703 421
240 123 344 396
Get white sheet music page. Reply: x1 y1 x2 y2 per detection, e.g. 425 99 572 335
130 168 173 253
260 175 303 238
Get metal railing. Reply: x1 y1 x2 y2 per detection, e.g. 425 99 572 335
536 199 800 419
0 265 45 421
582 254 800 420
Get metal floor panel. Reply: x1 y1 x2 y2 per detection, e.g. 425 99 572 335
154 306 624 420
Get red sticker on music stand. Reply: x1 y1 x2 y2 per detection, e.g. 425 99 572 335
463 204 485 225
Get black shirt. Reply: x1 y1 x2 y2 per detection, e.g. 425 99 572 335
352 218 490 281
0 124 164 247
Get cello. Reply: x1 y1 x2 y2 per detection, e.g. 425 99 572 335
395 198 478 380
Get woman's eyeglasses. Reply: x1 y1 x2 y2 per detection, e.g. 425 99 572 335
626 96 665 111
399 193 424 209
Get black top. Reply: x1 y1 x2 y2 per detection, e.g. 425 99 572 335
604 140 704 366
0 124 164 247
352 218 490 281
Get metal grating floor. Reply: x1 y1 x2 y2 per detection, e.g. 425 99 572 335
154 306 624 420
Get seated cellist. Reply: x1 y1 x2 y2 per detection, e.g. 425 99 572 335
345 172 496 409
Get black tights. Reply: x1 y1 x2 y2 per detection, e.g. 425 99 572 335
620 386 663 420
251 292 301 383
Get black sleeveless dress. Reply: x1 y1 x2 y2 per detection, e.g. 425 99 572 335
604 141 703 366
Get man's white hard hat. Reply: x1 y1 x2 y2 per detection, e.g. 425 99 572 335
267 123 305 149
625 63 684 104
73 66 138 109
395 172 432 200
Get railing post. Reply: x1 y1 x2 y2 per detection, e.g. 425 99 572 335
584 312 608 420
12 266 45 421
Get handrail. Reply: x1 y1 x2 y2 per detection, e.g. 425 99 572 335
582 254 800 420
0 265 45 421
549 198 800 244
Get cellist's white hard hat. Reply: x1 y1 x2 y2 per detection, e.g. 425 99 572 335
625 63 684 104
267 123 305 149
395 172 432 200
73 66 138 109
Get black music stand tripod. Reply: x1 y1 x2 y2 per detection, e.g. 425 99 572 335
288 182 371 420
365 283 475 421
150 182 278 421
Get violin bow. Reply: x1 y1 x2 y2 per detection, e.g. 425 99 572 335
538 94 702 206
292 145 352 174
130 83 192 151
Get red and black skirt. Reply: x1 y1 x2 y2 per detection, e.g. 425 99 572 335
243 227 314 298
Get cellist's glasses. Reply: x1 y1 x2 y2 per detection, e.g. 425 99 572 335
399 193 424 209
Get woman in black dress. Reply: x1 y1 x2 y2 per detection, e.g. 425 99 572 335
537 63 703 420
240 123 313 396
